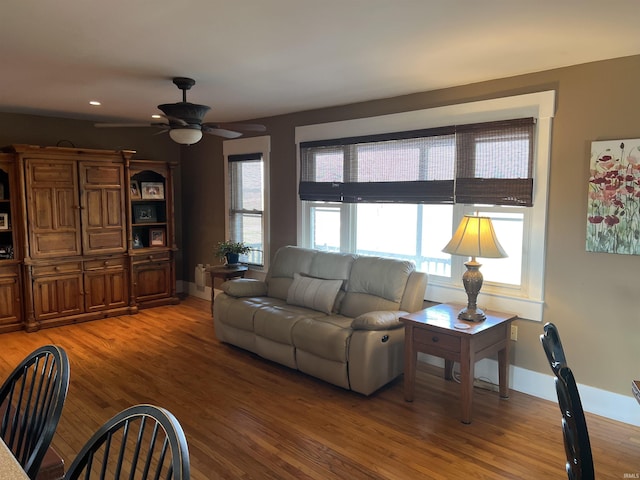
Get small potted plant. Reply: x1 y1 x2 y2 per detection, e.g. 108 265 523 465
215 240 251 266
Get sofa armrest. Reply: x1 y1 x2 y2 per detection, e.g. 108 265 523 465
221 278 267 297
351 310 408 330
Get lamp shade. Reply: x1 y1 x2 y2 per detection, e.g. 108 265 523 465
442 215 507 259
169 128 203 145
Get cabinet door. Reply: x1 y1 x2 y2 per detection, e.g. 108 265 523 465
80 163 127 255
0 267 20 327
33 273 84 321
133 261 171 303
25 159 81 258
85 267 128 312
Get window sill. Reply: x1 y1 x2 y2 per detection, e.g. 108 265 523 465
426 283 543 322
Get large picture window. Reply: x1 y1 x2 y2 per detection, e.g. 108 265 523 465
296 92 555 321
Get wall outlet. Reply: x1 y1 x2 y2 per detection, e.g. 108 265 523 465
510 325 518 341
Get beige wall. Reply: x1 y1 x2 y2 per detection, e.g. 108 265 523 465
181 54 640 399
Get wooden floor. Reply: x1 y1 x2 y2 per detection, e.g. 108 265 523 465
1 296 638 479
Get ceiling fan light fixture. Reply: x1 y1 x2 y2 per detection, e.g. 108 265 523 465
94 77 265 141
169 128 203 145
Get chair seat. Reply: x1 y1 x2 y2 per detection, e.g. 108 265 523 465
35 447 64 480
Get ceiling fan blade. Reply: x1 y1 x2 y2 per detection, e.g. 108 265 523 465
202 125 243 139
204 122 266 132
95 122 154 128
94 122 170 129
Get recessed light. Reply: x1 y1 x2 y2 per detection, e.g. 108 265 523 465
151 114 161 119
89 100 101 106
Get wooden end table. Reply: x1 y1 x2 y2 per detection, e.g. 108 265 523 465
400 303 517 424
206 265 248 316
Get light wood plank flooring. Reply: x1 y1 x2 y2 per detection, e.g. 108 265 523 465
1 297 638 479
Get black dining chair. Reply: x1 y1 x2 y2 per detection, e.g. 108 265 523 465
64 404 190 480
540 322 595 480
0 345 70 480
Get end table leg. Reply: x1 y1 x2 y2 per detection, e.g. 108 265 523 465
209 272 215 317
460 339 474 424
404 325 416 402
498 345 510 399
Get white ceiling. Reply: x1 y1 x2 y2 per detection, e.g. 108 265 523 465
1 0 639 125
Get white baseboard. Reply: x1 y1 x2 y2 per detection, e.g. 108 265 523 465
418 354 640 426
187 281 211 300
185 280 226 303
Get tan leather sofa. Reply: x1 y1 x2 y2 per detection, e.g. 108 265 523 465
213 246 428 395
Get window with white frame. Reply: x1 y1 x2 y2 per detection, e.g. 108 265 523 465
296 92 555 321
223 136 270 269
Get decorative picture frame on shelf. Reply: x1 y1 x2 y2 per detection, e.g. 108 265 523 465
0 213 8 230
141 182 165 200
133 204 157 223
149 228 165 247
0 245 13 259
130 180 141 200
132 233 144 249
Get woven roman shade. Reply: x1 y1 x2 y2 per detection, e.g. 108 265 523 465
299 118 535 206
455 118 535 206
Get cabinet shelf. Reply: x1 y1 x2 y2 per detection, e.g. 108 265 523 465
132 222 166 228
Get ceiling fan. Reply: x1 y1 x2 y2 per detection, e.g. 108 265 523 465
95 77 266 145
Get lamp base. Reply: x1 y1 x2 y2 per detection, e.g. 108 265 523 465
457 307 486 322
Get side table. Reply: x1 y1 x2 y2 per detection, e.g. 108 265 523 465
400 303 517 424
206 265 248 316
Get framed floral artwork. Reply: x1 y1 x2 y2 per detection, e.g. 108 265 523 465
586 139 640 255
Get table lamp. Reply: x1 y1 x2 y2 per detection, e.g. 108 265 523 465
442 215 507 321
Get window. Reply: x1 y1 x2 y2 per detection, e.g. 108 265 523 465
223 136 270 269
296 92 555 321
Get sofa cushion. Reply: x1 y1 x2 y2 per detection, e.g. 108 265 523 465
286 273 343 314
308 251 355 284
291 315 353 362
267 246 316 299
215 295 285 331
340 292 401 319
347 256 414 302
254 304 325 344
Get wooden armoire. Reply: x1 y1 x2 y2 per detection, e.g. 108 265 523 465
0 145 179 333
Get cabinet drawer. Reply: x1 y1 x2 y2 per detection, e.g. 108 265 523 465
132 251 171 264
32 261 82 276
414 328 461 353
84 257 126 270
